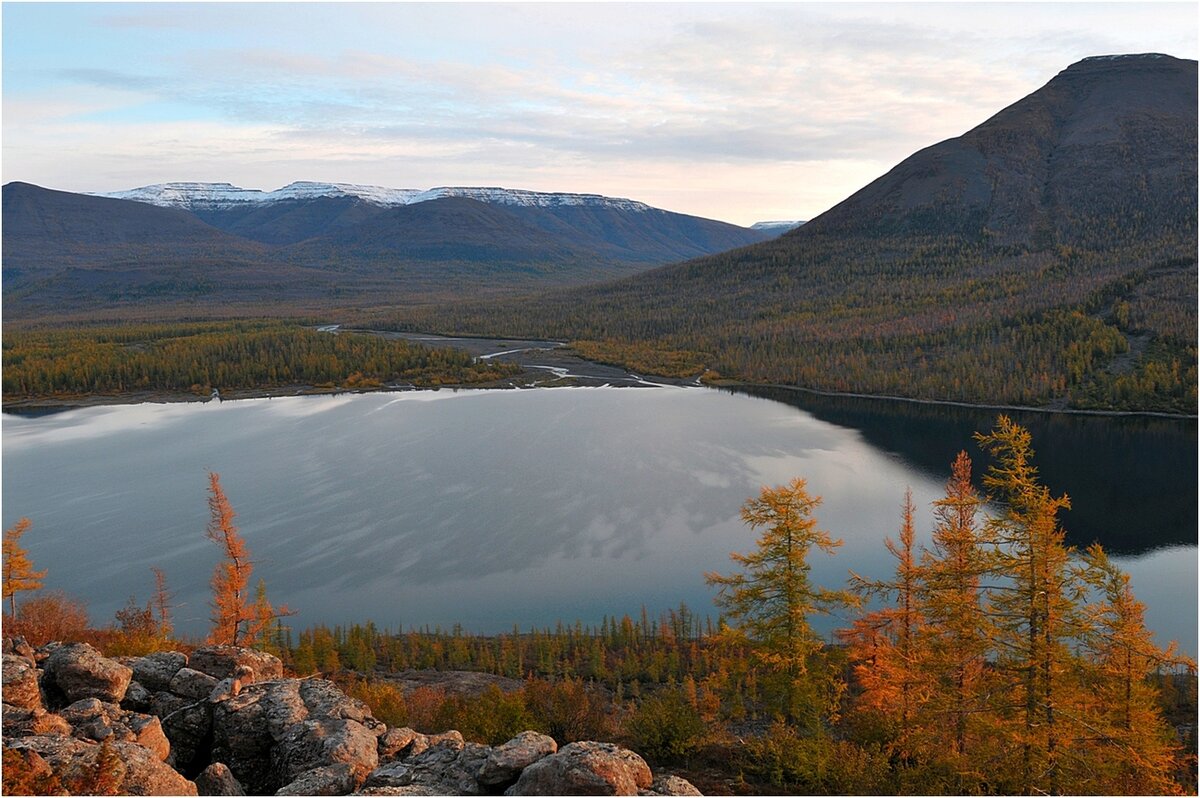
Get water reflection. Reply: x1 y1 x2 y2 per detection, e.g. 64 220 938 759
737 386 1198 555
2 387 1194 656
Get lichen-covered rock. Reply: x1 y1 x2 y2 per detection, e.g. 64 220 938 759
122 680 154 713
3 654 44 711
273 717 380 790
362 740 487 795
43 643 132 704
195 761 245 796
189 646 283 682
7 734 198 796
211 677 383 795
506 742 652 796
128 651 188 692
639 774 703 796
170 668 221 701
152 691 212 775
276 762 358 795
477 731 557 787
58 698 171 761
2 704 72 737
378 727 423 761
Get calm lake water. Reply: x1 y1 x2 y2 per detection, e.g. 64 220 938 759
3 386 1195 654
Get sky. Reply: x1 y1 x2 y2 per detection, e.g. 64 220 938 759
3 3 1196 226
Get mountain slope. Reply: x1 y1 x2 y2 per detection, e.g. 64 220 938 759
395 54 1197 413
2 182 768 314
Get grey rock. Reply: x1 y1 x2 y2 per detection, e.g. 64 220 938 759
276 762 357 795
8 734 198 796
189 646 283 682
506 741 652 796
640 774 703 796
355 787 443 796
43 642 132 704
122 679 155 712
2 703 72 737
478 731 557 786
170 667 220 701
153 691 212 775
378 727 424 761
3 653 44 711
362 740 487 795
129 651 188 692
59 697 171 761
195 762 246 796
272 716 380 790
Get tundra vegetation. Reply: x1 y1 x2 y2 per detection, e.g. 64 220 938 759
3 419 1194 795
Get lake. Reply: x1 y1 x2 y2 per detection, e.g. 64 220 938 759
2 386 1195 654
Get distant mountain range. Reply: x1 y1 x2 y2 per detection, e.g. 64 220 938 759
2 182 772 313
400 54 1198 413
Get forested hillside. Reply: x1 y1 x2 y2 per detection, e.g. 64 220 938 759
380 55 1197 414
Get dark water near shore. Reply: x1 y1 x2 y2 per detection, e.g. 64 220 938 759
2 386 1195 653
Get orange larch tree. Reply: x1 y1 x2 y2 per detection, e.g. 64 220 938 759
205 472 291 646
3 518 46 618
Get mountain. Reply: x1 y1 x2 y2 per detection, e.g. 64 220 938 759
2 182 769 315
751 220 806 234
399 54 1197 413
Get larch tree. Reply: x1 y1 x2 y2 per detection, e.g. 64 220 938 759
1077 544 1193 795
706 477 854 728
846 489 928 756
976 416 1086 796
3 518 46 618
917 451 995 778
205 472 291 646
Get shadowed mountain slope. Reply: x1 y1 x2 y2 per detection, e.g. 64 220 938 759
391 54 1197 413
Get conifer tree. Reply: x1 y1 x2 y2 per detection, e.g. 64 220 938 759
706 478 854 727
976 416 1085 795
918 451 994 776
205 472 291 646
1077 544 1193 794
3 518 46 618
846 489 928 755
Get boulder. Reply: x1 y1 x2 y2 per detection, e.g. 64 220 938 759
152 691 212 775
129 651 189 692
189 646 282 682
211 677 383 795
43 643 132 704
477 731 557 787
272 717 380 790
59 698 171 761
2 703 72 737
640 774 703 796
378 727 424 761
122 680 155 713
276 762 357 795
195 762 245 796
3 636 37 664
170 668 221 701
362 740 488 795
7 734 198 796
2 653 44 711
506 742 652 796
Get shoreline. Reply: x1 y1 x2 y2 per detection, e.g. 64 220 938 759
3 329 1195 421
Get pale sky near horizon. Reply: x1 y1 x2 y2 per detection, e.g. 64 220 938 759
3 2 1196 226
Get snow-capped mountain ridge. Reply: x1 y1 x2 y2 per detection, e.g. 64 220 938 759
95 181 653 213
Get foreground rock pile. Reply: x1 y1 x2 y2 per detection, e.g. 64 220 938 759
2 637 700 796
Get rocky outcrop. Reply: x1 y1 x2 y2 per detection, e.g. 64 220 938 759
43 642 133 704
2 654 43 711
3 638 700 797
7 734 198 795
195 761 245 796
506 741 653 796
478 731 557 787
